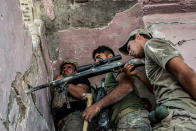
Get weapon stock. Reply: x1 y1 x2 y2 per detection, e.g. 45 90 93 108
25 57 144 94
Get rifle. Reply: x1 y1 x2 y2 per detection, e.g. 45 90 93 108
25 56 144 94
25 55 144 110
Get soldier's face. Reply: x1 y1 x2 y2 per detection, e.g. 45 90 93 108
61 64 74 76
127 39 144 58
94 53 113 62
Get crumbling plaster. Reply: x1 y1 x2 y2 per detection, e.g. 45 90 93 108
0 0 54 130
40 0 138 60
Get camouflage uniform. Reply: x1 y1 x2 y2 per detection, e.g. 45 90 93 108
104 72 151 131
153 109 196 131
117 110 150 131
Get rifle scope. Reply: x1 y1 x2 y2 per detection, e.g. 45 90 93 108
77 55 122 72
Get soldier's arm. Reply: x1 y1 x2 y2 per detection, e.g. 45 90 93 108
68 83 89 99
53 75 89 100
83 73 133 120
166 56 196 100
98 73 133 108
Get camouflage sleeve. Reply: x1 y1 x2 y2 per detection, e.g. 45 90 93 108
144 38 183 69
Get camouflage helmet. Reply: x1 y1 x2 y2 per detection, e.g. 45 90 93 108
119 28 152 55
60 59 78 73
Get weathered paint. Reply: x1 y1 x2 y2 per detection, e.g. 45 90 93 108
0 0 55 130
143 12 196 71
0 0 32 119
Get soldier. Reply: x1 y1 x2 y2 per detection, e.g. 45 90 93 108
82 45 152 131
119 28 196 130
51 59 91 131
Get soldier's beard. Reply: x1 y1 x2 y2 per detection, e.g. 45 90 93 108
62 72 74 77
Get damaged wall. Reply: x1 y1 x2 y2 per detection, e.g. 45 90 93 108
142 0 196 71
143 12 196 71
0 0 55 130
41 0 138 60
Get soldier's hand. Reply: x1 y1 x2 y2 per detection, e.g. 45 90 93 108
123 63 139 76
55 75 64 80
82 103 101 121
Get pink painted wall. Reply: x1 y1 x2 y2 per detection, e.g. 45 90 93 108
0 0 55 130
143 12 196 72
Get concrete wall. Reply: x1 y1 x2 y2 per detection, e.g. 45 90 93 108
0 0 55 130
41 0 138 60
